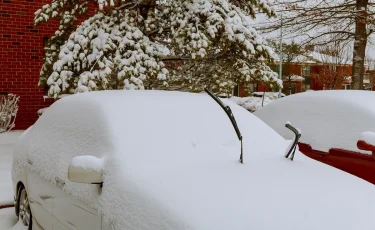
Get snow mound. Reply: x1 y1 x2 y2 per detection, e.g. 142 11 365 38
254 90 375 154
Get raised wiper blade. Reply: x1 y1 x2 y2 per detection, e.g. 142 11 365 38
284 122 301 161
204 88 244 164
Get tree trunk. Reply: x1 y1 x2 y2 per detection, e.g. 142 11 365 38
351 0 368 90
140 0 156 19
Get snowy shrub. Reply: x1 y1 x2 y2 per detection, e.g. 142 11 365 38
35 0 282 98
0 94 20 133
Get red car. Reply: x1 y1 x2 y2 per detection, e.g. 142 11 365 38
254 90 375 184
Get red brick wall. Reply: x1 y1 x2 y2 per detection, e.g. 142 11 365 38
0 0 59 129
288 64 302 76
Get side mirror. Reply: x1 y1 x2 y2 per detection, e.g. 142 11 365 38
68 155 103 185
357 132 375 156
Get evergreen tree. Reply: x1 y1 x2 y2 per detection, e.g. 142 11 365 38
35 0 282 97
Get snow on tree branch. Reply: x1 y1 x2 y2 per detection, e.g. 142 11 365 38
35 0 280 97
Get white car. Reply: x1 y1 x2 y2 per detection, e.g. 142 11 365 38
11 90 375 230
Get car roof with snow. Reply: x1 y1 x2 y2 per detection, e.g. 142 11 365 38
254 90 375 154
14 90 375 230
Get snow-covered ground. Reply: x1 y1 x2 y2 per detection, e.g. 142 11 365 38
0 131 25 230
0 131 23 206
229 96 274 112
0 208 24 230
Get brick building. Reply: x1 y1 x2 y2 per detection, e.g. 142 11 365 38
0 0 58 129
238 51 374 96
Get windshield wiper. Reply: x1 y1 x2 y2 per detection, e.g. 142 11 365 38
204 88 244 164
284 122 301 161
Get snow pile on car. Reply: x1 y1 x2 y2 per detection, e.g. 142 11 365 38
71 155 104 172
12 90 375 230
254 90 375 154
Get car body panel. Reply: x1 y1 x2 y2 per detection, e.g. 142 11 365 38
298 142 375 184
53 186 101 230
26 171 54 229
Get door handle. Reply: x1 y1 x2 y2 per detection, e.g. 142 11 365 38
55 177 65 188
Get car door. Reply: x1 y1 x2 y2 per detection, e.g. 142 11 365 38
52 180 102 230
26 169 55 230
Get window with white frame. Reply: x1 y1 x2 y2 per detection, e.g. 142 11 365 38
302 65 311 77
342 84 351 90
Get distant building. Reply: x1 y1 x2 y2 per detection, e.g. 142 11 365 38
235 51 374 97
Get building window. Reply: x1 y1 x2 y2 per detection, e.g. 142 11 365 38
302 65 310 77
329 65 337 72
233 85 239 97
304 76 311 90
342 84 351 90
248 83 257 93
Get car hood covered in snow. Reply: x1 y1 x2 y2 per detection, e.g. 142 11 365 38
13 90 375 230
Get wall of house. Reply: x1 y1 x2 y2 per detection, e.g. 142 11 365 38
261 63 354 93
0 1 95 130
0 0 59 129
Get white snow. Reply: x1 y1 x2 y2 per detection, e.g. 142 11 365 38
291 51 352 65
0 208 26 230
254 90 375 154
12 90 375 230
284 74 305 81
230 92 285 112
0 132 25 230
0 131 23 207
71 155 104 172
345 76 371 84
359 131 375 146
229 96 273 112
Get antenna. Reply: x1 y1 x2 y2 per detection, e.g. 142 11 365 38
204 88 244 163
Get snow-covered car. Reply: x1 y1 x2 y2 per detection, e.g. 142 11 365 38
254 90 375 185
11 90 375 230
